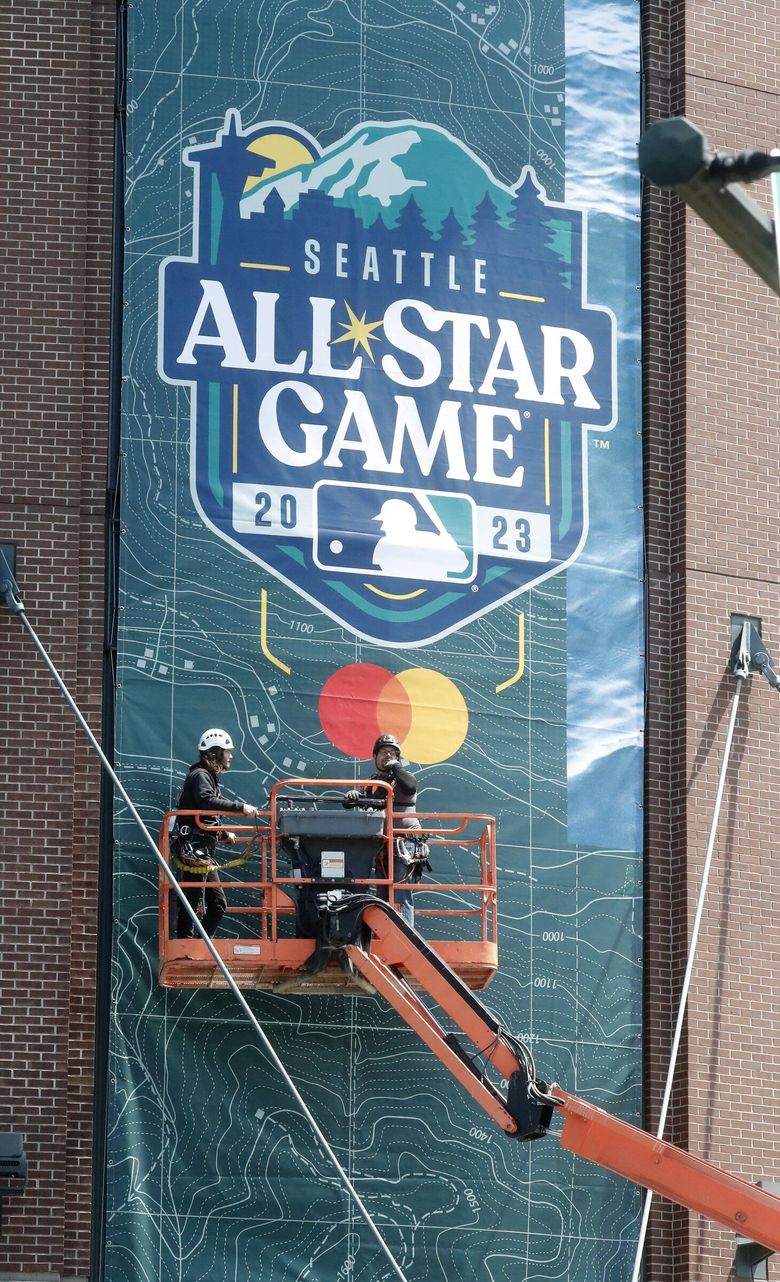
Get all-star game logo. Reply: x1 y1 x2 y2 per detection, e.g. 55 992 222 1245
159 112 615 646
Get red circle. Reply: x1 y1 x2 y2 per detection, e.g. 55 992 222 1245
319 663 409 758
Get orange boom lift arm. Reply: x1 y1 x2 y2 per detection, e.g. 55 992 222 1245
157 780 780 1251
338 897 780 1252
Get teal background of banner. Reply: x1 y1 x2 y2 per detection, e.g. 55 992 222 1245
109 3 643 1280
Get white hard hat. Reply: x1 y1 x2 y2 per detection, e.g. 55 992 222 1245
198 727 234 752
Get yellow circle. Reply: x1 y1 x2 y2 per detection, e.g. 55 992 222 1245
244 132 316 193
396 669 468 765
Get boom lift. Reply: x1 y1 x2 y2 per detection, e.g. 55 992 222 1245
158 780 780 1254
160 778 498 991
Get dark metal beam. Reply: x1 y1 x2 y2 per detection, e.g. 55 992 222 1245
638 116 780 296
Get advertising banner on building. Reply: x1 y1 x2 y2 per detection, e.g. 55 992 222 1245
109 1 643 1279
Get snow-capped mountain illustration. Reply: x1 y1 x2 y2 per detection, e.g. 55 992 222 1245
240 121 517 235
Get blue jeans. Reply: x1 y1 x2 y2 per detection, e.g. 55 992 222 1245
386 816 421 928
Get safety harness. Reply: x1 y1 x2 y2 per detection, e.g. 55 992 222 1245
172 826 264 874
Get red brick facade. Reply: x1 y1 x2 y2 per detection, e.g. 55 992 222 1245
0 0 115 1274
642 0 780 1276
3 0 780 1277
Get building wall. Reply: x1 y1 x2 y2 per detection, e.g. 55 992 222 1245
642 2 690 1272
3 0 780 1279
643 0 780 1276
0 0 115 1275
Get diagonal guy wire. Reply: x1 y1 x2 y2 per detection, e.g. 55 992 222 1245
6 589 410 1282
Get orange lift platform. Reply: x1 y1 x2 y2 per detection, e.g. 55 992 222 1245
158 778 780 1252
159 778 498 993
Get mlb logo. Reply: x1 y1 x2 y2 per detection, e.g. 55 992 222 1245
314 484 476 584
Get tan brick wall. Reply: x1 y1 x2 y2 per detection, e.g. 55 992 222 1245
643 0 780 1275
0 0 115 1274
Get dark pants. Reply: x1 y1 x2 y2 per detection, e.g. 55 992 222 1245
176 868 226 938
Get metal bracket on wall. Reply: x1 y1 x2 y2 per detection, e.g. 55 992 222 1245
0 1133 28 1235
735 1181 779 1278
0 544 21 614
730 614 780 690
731 614 762 645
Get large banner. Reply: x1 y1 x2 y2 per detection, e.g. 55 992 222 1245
110 2 643 1279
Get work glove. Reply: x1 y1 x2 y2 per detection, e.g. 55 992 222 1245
344 789 362 804
407 851 432 882
242 803 259 818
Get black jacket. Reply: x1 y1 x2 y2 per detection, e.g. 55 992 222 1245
366 763 417 814
173 763 246 851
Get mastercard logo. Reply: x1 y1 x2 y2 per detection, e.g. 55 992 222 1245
319 663 468 765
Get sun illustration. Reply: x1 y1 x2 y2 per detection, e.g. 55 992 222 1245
242 130 317 195
330 301 384 360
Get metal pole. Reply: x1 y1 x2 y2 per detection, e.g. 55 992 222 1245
4 590 410 1282
629 673 746 1282
638 117 780 296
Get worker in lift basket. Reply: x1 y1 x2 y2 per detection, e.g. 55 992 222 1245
170 728 259 939
344 733 430 927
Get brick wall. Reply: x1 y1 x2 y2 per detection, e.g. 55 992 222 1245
641 42 678 1282
0 1 115 1276
643 0 780 1276
642 3 691 1275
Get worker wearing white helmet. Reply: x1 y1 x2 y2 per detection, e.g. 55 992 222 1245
171 728 259 939
197 727 234 753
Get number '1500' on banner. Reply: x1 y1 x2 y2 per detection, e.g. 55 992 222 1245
158 111 616 646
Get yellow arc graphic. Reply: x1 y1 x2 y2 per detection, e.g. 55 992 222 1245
260 590 291 675
495 613 525 693
365 583 427 600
